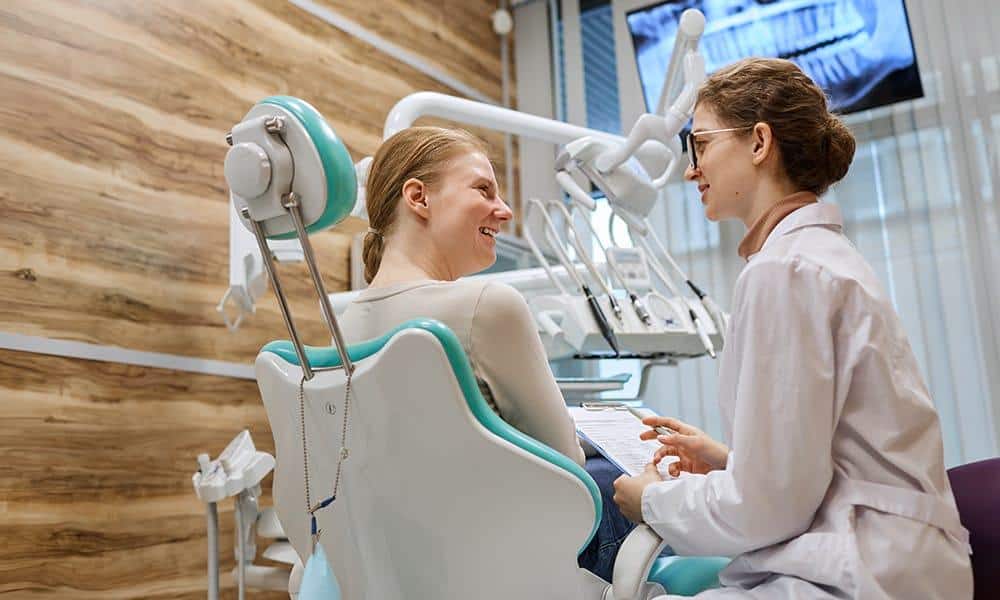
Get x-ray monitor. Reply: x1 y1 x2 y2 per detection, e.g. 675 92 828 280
627 0 924 116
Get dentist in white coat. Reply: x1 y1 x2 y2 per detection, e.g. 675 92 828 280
613 58 973 599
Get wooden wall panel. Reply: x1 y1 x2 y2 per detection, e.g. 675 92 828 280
310 0 504 98
0 0 512 597
0 0 509 363
0 349 286 598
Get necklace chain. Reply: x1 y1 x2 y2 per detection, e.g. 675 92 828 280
298 371 352 517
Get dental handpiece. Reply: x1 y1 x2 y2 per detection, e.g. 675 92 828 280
637 238 717 358
690 307 716 359
629 292 653 326
583 283 621 356
645 225 726 345
632 228 717 358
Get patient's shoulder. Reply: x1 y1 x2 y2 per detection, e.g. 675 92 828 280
472 281 530 319
428 278 526 311
467 281 537 350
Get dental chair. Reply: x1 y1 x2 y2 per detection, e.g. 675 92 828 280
258 319 667 599
224 95 725 599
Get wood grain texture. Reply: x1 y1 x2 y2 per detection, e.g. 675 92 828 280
0 0 510 363
0 0 511 597
0 349 287 599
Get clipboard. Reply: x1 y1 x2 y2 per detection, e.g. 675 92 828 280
568 403 674 477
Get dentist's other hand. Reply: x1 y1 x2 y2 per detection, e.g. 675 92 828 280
640 416 729 477
613 463 664 524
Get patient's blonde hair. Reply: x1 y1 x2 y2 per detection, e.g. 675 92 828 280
363 127 489 284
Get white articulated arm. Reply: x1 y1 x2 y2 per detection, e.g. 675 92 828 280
523 198 575 296
655 8 707 117
556 170 597 211
595 50 705 188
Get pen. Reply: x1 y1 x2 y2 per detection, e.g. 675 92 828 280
627 406 678 437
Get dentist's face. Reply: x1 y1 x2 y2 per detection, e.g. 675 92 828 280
427 151 512 277
684 104 755 222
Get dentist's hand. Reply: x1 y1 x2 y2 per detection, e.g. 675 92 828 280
613 463 664 524
640 416 729 477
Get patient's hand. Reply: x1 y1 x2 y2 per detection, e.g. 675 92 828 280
612 463 663 524
640 416 729 477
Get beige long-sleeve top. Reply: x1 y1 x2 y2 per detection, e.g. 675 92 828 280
337 278 586 466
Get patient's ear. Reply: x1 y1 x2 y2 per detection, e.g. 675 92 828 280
401 177 430 220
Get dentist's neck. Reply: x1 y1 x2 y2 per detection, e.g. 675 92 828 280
740 176 800 229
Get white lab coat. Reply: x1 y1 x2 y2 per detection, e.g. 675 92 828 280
643 203 973 599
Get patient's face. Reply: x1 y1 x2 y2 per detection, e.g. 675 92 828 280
428 151 512 277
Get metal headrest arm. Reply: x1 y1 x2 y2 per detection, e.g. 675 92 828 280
242 197 354 380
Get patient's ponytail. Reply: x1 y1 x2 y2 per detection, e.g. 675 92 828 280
362 127 488 284
361 228 385 285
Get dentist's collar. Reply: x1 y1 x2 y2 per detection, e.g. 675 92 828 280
738 191 818 260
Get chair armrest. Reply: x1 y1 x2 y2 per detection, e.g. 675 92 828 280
609 524 668 600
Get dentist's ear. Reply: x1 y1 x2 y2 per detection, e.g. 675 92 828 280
402 178 430 219
750 122 775 167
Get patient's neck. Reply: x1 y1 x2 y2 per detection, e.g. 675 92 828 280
368 237 457 288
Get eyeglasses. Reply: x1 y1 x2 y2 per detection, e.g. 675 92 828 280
686 126 754 170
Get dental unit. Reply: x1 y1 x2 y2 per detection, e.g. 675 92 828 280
220 81 736 598
553 8 726 359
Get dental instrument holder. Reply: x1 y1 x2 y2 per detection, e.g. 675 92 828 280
525 198 622 355
192 430 276 600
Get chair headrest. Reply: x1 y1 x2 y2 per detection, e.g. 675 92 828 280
224 96 357 240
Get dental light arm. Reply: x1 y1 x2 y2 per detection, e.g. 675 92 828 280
381 91 671 178
655 8 707 117
595 52 705 189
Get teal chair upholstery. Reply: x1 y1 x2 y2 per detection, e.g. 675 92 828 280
648 556 729 596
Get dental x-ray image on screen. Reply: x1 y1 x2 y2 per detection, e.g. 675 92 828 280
628 0 924 116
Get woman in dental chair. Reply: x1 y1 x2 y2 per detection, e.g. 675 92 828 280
336 126 644 582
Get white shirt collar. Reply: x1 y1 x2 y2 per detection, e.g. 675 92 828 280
759 202 843 253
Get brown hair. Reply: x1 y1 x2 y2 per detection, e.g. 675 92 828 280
362 127 489 284
696 57 856 195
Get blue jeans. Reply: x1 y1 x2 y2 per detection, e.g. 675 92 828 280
578 456 674 582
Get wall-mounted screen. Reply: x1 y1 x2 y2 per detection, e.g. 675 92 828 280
627 0 924 116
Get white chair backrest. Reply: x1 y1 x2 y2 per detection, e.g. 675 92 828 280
255 324 601 600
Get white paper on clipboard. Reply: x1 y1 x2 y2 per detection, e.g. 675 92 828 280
569 406 675 477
